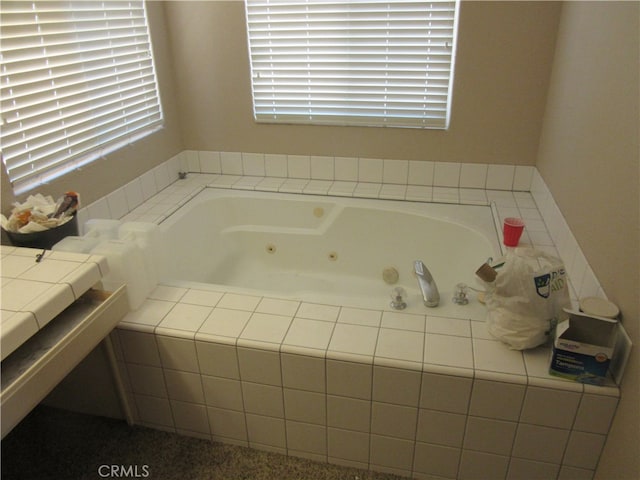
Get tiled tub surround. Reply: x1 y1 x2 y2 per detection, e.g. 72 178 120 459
79 152 620 479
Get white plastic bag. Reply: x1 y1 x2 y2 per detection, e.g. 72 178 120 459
485 247 571 350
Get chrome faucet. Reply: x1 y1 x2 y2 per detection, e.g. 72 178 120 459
414 260 440 307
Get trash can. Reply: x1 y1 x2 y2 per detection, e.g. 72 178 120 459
3 215 79 250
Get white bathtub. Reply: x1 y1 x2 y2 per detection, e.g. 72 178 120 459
157 188 501 318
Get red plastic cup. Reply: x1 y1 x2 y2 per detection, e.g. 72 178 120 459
503 217 525 246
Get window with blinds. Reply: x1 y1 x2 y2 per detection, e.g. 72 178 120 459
1 1 163 194
245 0 459 129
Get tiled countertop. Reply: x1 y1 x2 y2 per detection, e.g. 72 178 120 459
0 246 109 360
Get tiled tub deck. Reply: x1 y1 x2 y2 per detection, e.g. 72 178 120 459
106 174 619 480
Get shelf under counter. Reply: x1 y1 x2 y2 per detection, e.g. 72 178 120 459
1 285 129 438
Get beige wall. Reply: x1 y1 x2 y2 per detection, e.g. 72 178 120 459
164 0 560 164
536 2 639 479
1 2 184 213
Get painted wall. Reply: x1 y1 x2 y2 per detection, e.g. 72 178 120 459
164 0 560 165
1 2 184 212
536 3 639 479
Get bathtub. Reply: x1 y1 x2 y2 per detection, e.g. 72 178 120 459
156 188 502 318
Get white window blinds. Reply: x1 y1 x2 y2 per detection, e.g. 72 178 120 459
245 0 459 129
1 0 163 194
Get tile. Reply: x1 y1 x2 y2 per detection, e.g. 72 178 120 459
107 188 130 219
464 417 517 455
245 414 286 448
369 435 413 471
310 155 334 180
378 184 406 199
287 155 311 178
512 424 570 464
405 185 433 202
170 400 210 435
242 382 284 417
460 163 488 189
60 262 102 298
326 359 372 400
573 394 618 434
201 376 243 410
328 323 378 358
199 151 222 174
520 386 581 429
149 285 187 302
382 158 408 184
334 157 358 181
238 347 282 385
358 158 383 183
371 402 418 440
328 181 357 196
196 341 239 378
1 311 38 360
563 431 606 470
486 165 515 190
337 307 381 326
327 395 371 432
426 316 471 337
124 179 145 210
433 162 460 187
1 279 55 312
242 152 266 177
420 372 472 414
558 465 595 480
198 308 252 339
264 154 288 177
157 303 213 334
380 311 425 332
25 283 75 328
135 395 173 428
303 180 333 194
408 161 434 186
156 335 199 372
413 442 460 478
507 458 560 480
286 421 327 455
469 379 525 421
180 289 224 307
279 178 309 193
353 182 381 198
296 302 340 322
425 334 473 369
473 338 526 375
281 353 326 393
284 389 326 424
375 328 424 364
239 312 292 344
117 329 161 366
416 409 466 447
283 318 334 350
458 450 509 480
164 370 205 403
256 297 300 316
1 254 38 278
372 365 421 406
216 293 261 311
127 364 167 397
327 427 369 463
220 152 243 175
207 406 247 441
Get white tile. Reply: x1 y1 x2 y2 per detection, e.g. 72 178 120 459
372 365 421 406
563 432 606 470
469 379 525 421
425 334 473 369
334 157 358 181
180 289 224 307
283 318 334 350
153 163 172 191
149 285 187 302
464 416 517 455
378 184 407 200
256 297 300 316
337 307 381 326
170 400 209 435
120 299 173 328
371 402 417 439
139 170 158 200
246 414 286 448
460 163 488 188
60 262 102 298
198 308 252 339
127 364 167 397
164 370 204 403
156 335 199 372
106 188 130 219
124 179 145 210
382 159 408 184
303 179 333 194
405 185 433 202
26 283 75 328
296 302 340 322
328 323 378 357
242 152 266 176
486 165 515 190
420 372 472 414
199 151 222 174
432 186 459 203
512 424 570 464
238 347 282 385
380 311 425 332
135 395 174 427
217 293 261 311
328 181 357 196
281 353 326 393
520 386 581 429
284 389 326 424
242 382 284 417
327 427 369 463
327 395 371 432
507 458 560 480
370 434 414 472
117 329 161 366
326 359 372 400
375 328 423 364
513 166 534 191
202 375 244 410
413 442 461 478
20 258 82 283
220 152 243 175
573 394 618 434
353 182 381 197
408 160 434 186
196 341 240 379
239 312 292 344
279 178 309 193
310 155 334 180
473 338 526 375
358 158 383 183
426 316 470 337
265 154 288 177
207 406 247 441
416 409 466 447
286 421 327 456
458 450 509 480
433 162 460 187
287 155 311 178
157 303 212 334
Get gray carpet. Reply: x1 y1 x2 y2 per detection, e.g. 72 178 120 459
1 406 409 480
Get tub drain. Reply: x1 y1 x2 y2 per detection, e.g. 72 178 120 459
266 244 276 254
328 251 338 261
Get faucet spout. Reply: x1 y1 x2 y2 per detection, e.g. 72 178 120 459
414 260 440 307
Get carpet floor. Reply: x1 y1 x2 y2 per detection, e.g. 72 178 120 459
1 406 409 480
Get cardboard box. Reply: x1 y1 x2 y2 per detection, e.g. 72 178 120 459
549 309 618 385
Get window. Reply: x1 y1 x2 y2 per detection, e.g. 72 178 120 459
245 0 459 129
1 1 163 194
